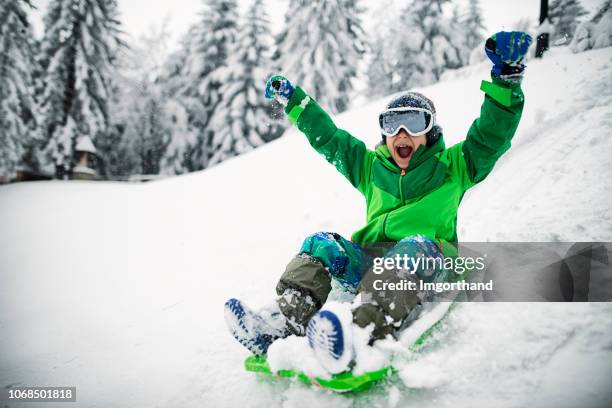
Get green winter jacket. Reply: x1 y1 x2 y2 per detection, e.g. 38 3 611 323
284 77 524 257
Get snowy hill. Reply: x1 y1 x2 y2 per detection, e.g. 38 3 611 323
1 47 612 408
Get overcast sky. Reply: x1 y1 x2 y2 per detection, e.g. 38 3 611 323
28 0 604 52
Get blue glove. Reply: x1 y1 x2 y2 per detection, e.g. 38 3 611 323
265 75 294 105
485 31 532 82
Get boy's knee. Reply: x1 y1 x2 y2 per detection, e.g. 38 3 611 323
300 231 350 274
387 235 444 281
394 234 441 253
300 231 340 252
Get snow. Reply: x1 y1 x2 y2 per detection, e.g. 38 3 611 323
1 46 612 407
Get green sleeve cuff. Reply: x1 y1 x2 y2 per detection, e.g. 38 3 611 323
480 80 511 107
284 87 309 125
480 75 524 107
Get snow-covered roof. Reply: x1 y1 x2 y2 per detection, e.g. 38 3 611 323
72 165 96 175
75 136 97 154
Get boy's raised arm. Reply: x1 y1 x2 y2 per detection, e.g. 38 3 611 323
265 75 372 192
461 31 532 185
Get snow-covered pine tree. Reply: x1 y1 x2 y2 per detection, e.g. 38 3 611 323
394 0 466 89
589 0 612 48
0 0 39 182
105 22 173 178
176 0 239 171
156 27 199 175
365 0 402 96
366 45 397 97
592 0 611 21
38 0 123 179
207 0 284 166
158 97 195 175
462 0 486 52
103 78 170 178
570 0 612 52
549 0 588 44
274 0 366 114
125 91 170 175
450 4 471 66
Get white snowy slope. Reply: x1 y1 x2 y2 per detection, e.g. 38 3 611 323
1 47 612 408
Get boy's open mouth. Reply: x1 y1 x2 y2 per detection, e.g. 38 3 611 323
396 144 413 159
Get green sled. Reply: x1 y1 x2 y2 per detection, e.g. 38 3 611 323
244 302 455 393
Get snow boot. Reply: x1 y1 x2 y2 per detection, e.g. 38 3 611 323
224 298 291 357
306 302 354 374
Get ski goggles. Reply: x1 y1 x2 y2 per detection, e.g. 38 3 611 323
379 107 435 137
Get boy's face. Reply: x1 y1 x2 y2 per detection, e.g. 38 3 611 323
386 129 427 169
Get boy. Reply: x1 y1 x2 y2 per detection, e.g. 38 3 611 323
224 31 532 374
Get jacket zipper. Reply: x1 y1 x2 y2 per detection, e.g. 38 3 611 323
383 170 405 241
399 169 405 203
